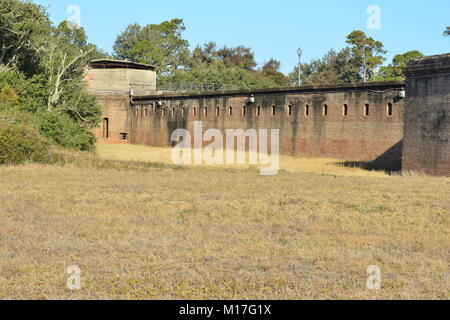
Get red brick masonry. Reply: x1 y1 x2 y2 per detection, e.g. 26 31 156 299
123 82 405 168
403 54 450 176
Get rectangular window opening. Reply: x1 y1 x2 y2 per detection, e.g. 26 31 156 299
305 105 310 116
387 103 393 116
343 104 348 116
323 104 328 116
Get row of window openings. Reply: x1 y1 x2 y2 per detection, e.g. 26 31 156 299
136 103 395 118
306 103 393 117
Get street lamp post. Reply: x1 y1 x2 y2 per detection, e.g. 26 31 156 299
297 48 303 86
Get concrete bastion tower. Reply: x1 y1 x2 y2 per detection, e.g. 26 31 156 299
403 54 450 176
85 59 156 144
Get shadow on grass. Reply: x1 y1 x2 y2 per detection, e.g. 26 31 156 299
337 160 402 174
338 141 404 175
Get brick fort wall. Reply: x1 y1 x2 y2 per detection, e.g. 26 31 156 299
123 82 406 166
403 54 450 176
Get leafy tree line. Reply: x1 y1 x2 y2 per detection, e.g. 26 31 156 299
113 20 427 88
113 19 291 88
0 0 106 158
288 31 424 85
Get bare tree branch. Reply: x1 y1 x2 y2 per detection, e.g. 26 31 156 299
47 48 94 111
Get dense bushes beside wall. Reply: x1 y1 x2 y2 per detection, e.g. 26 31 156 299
0 115 52 165
38 112 96 152
0 70 99 154
0 0 105 163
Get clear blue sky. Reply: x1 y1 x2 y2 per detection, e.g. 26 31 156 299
34 0 450 74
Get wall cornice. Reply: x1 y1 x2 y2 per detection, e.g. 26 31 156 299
131 81 405 104
405 53 450 76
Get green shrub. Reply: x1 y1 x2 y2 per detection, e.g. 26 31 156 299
38 112 96 152
0 70 100 152
0 84 19 105
0 120 52 165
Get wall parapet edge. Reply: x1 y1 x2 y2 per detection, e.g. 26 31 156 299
131 81 405 104
405 53 450 76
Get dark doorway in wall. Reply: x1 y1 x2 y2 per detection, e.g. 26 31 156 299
364 104 370 116
102 118 109 139
343 104 348 116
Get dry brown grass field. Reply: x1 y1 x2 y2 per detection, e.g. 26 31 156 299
0 144 449 300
